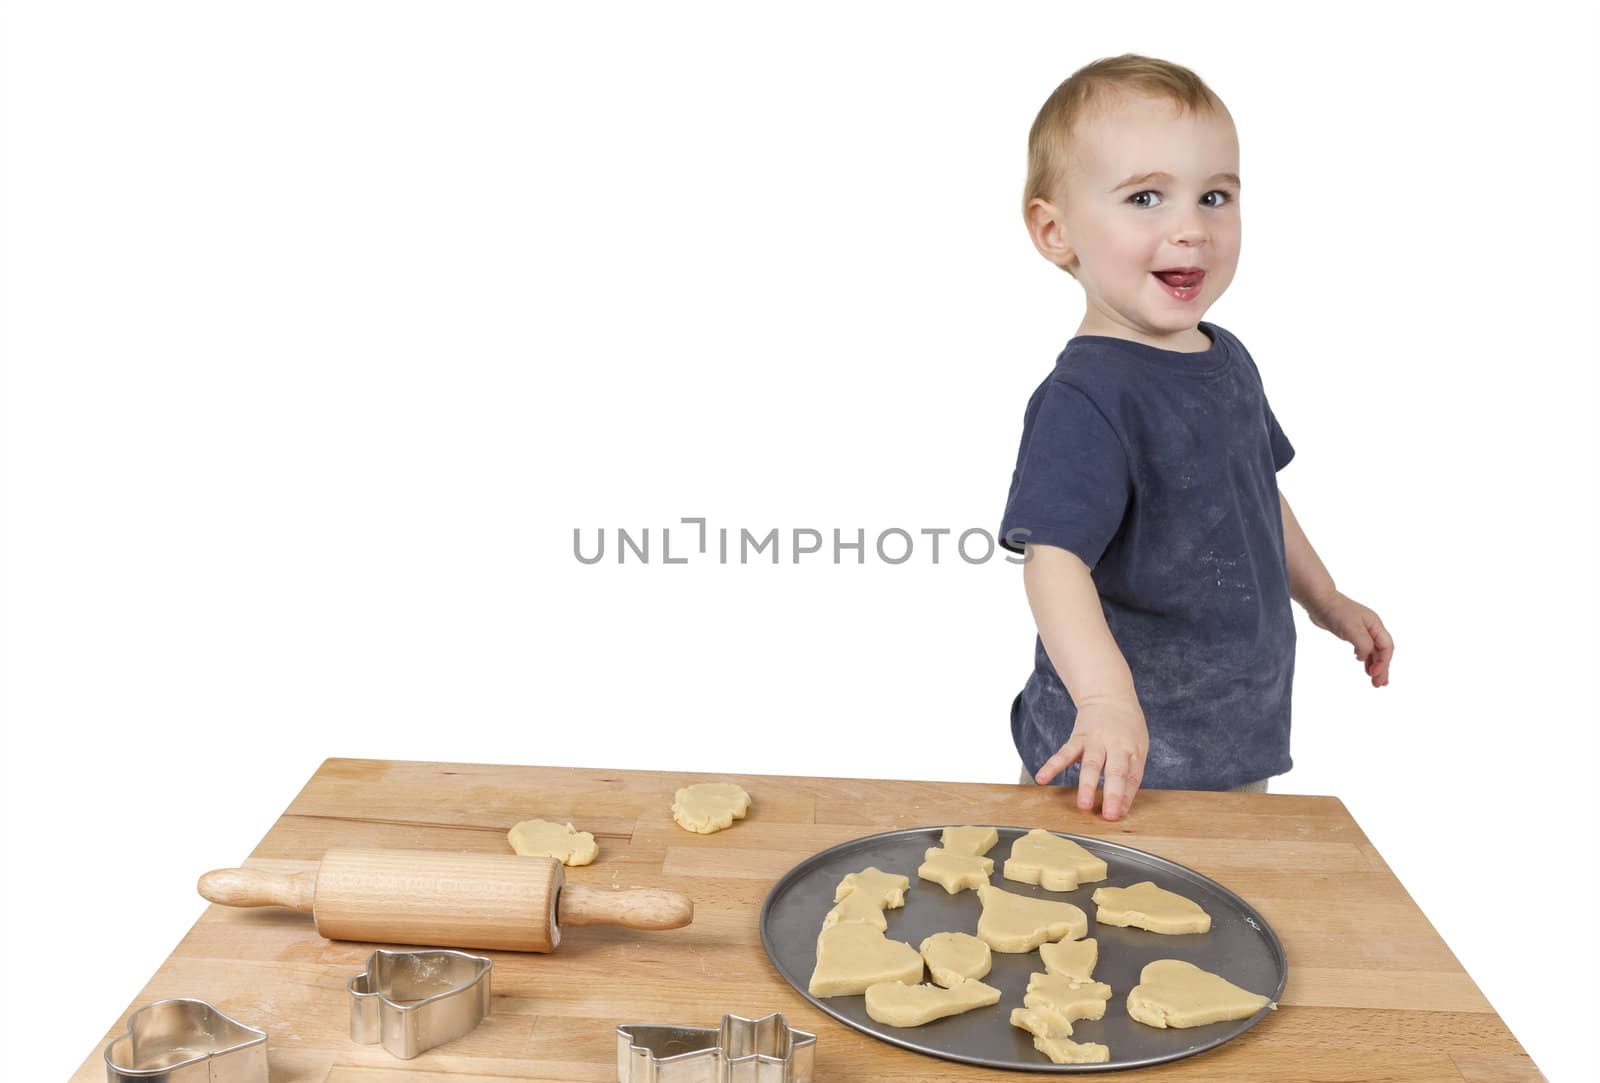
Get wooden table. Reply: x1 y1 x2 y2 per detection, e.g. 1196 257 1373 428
73 758 1543 1082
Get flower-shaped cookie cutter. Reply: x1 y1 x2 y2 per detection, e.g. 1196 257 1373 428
349 947 493 1059
616 1011 816 1082
104 997 268 1082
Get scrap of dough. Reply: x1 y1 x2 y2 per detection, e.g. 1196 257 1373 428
917 847 993 894
506 819 598 865
940 825 999 856
1092 881 1212 934
671 782 751 834
1025 971 1112 1022
1033 1033 1111 1065
1002 828 1108 891
919 932 992 987
864 977 1001 1027
821 890 888 932
1010 1005 1072 1039
1011 985 1112 1065
809 923 923 997
975 885 1087 952
1126 959 1273 1028
834 866 910 909
1039 936 1098 983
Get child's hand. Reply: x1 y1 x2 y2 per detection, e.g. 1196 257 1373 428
1034 699 1149 821
1305 589 1394 687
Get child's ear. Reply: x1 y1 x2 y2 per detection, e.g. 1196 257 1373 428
1024 197 1077 273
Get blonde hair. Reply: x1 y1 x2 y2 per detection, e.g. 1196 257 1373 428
1023 54 1230 225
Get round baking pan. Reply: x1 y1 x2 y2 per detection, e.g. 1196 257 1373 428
759 826 1286 1073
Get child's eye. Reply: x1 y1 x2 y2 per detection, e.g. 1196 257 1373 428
1127 190 1235 208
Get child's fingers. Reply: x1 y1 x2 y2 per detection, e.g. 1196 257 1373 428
1101 752 1140 820
1077 746 1106 811
1370 614 1394 652
1347 619 1375 663
1035 736 1084 785
1368 615 1394 686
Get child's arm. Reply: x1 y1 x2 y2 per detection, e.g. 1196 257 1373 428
1280 491 1394 687
1023 542 1149 821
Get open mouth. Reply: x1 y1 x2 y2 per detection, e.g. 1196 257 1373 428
1153 268 1204 300
1153 268 1204 288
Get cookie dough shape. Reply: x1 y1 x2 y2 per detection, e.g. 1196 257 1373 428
1126 959 1273 1028
940 825 999 856
821 890 889 932
1010 1006 1071 1040
1011 973 1112 1066
917 847 993 894
809 923 923 997
1003 828 1108 891
1025 971 1112 1022
919 932 992 987
834 867 910 910
975 885 1087 952
671 782 751 834
1092 881 1212 934
1039 936 1098 983
506 819 598 865
1032 1032 1112 1065
1011 998 1113 1062
864 977 1001 1027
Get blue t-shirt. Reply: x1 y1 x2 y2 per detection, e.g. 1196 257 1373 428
998 321 1296 791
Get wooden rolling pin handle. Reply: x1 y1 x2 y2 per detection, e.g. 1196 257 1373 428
197 867 316 913
557 884 694 930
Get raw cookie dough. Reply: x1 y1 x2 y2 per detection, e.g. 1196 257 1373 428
975 885 1088 952
919 932 992 987
1039 936 1098 983
1010 973 1112 1066
671 782 751 834
821 889 889 932
1032 1033 1112 1065
1003 828 1108 891
1009 1006 1073 1040
834 866 910 909
1025 971 1112 1022
809 923 924 997
506 819 598 865
1126 959 1273 1028
1092 881 1212 934
940 825 999 856
864 977 1001 1027
917 847 993 894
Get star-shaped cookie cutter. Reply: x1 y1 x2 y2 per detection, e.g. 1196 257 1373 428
616 1011 816 1082
349 947 493 1059
104 998 268 1082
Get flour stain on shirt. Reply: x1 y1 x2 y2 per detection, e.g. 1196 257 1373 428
1203 548 1248 590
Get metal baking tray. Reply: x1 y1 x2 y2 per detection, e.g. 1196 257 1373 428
759 825 1286 1073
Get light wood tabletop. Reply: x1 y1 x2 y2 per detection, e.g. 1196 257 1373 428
72 758 1543 1082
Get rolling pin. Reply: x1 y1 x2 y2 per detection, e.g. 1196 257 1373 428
197 847 693 952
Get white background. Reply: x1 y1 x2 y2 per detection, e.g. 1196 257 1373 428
3 2 1596 1080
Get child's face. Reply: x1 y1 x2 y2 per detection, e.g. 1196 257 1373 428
1031 94 1242 342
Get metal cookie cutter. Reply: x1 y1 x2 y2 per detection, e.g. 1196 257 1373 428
349 947 493 1059
616 1012 816 1083
104 997 268 1083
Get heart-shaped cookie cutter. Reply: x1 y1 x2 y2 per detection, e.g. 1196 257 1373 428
104 997 268 1082
349 947 493 1059
616 1011 816 1082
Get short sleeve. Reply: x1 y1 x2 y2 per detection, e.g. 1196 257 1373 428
1266 400 1295 472
998 380 1132 566
1234 331 1294 472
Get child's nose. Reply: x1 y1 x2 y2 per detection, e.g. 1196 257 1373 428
1167 215 1209 247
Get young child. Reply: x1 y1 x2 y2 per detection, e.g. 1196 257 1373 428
999 55 1393 820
